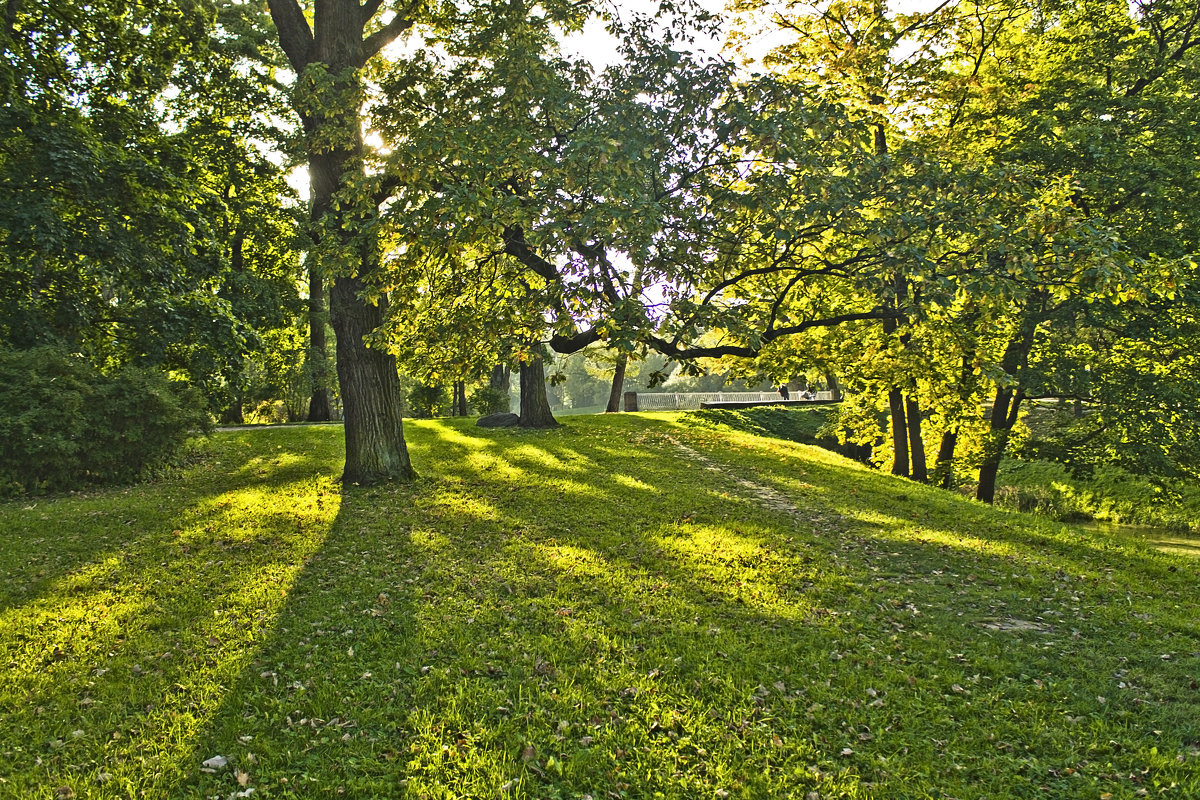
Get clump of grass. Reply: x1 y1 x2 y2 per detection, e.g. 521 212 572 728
1 414 1198 798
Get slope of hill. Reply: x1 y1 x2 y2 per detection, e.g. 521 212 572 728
1 414 1197 798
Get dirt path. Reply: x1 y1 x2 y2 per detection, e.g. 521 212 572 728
667 436 812 520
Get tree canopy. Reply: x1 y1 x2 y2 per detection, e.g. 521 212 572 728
4 0 1198 497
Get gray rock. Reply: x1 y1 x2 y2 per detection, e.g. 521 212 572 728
476 412 520 428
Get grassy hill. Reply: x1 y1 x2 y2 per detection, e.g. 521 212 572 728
1 414 1197 799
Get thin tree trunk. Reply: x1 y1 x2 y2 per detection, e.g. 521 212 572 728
824 371 842 401
888 388 909 476
606 351 628 412
976 386 1020 504
934 429 958 489
220 396 245 425
976 314 1040 503
306 268 333 421
519 353 558 428
455 380 467 416
906 395 927 482
489 364 511 412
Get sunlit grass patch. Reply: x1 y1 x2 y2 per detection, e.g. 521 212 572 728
2 415 1198 799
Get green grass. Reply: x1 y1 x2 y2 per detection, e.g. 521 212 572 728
1 414 1198 799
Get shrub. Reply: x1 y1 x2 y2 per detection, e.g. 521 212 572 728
0 347 209 495
995 458 1200 531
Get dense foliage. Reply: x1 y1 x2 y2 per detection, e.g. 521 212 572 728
0 347 209 494
4 0 1198 499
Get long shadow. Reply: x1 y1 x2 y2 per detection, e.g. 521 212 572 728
7 417 1200 798
0 426 347 796
367 416 1200 798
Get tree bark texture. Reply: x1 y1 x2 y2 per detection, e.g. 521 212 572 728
605 351 628 412
519 354 558 428
306 269 334 421
331 275 413 483
268 0 417 483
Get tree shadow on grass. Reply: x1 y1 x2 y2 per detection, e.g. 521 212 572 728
353 416 1200 799
0 426 345 797
6 417 1199 799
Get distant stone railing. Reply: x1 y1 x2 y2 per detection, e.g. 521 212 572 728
624 391 835 411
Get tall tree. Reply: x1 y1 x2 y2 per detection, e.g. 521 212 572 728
265 0 423 483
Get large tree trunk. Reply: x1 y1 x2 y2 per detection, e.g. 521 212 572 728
331 275 413 483
905 395 927 482
268 0 417 483
519 354 558 428
306 269 333 421
605 351 628 412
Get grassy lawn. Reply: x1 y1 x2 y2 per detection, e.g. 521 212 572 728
1 413 1198 799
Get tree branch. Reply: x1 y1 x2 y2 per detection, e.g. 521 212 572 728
266 0 314 72
361 0 422 64
503 226 560 283
549 327 604 354
360 0 385 26
647 309 897 360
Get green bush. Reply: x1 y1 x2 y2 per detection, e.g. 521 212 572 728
995 458 1200 531
0 347 209 495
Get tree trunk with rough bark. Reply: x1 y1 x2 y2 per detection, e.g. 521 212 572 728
306 269 333 421
268 0 417 483
519 354 558 428
331 275 412 483
605 351 628 412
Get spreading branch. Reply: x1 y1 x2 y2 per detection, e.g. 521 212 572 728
361 0 422 64
266 0 314 72
648 309 898 360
